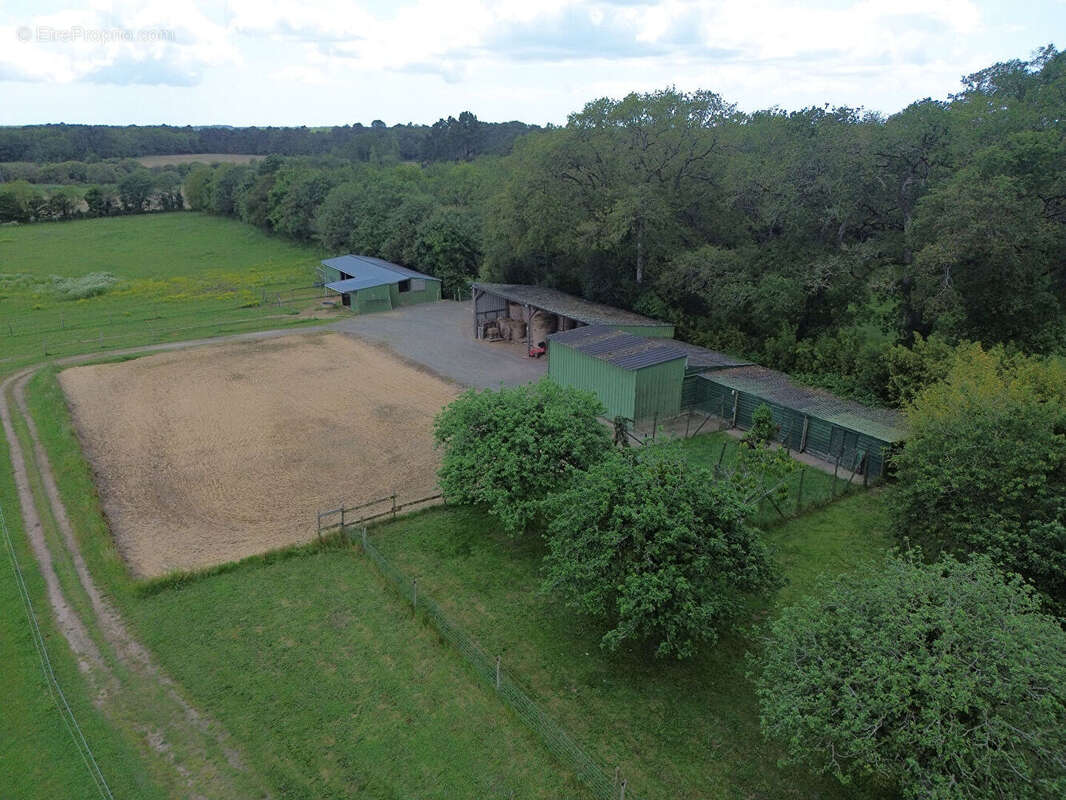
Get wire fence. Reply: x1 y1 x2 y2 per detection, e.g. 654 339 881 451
0 499 115 800
355 525 637 800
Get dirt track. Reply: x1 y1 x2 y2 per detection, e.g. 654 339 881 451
59 332 459 577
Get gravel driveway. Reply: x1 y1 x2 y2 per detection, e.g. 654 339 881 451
331 300 547 388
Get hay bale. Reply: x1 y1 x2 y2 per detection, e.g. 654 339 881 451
508 302 526 322
529 311 557 345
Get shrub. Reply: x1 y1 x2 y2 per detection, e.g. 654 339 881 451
433 378 610 532
753 553 1066 800
51 272 117 300
542 451 780 658
743 403 778 446
890 343 1066 608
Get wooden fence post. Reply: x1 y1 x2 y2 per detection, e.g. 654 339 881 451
412 578 417 609
495 655 501 690
800 415 810 452
361 526 367 550
620 779 627 800
392 493 397 518
731 391 739 428
796 469 805 513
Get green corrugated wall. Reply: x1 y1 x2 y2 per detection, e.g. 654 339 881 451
633 358 684 420
390 280 441 307
684 375 893 479
354 283 393 314
549 342 685 421
549 342 636 419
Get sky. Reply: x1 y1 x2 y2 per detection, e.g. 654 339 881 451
0 0 1063 127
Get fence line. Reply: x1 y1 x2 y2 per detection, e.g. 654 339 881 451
351 525 636 800
0 500 115 800
317 492 444 537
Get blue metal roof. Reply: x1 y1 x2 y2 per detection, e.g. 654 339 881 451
321 254 438 292
548 325 687 370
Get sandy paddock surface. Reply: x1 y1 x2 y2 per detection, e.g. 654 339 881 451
59 333 460 577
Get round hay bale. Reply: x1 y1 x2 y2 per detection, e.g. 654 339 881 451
508 302 526 322
529 311 557 345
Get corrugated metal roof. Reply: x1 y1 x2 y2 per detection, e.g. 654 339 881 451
325 277 391 293
549 325 686 370
668 339 753 370
699 366 908 442
473 283 669 328
322 254 439 290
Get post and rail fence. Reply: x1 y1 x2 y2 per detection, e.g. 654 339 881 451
316 492 443 538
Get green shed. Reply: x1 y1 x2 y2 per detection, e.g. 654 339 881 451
685 366 907 480
548 326 687 422
321 254 441 313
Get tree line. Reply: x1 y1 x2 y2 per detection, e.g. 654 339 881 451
0 163 186 222
178 45 1065 406
0 113 537 164
5 45 1063 408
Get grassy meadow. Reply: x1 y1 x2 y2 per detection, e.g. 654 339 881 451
654 431 858 526
19 366 591 800
20 361 895 799
368 495 894 800
0 212 327 373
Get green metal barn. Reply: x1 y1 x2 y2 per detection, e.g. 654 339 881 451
684 366 906 479
548 326 686 422
320 254 441 313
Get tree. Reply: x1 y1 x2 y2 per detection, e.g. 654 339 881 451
118 169 155 212
266 167 335 240
83 186 111 217
890 343 1066 608
413 205 482 295
433 379 611 532
907 168 1061 349
182 166 215 211
753 553 1066 800
542 452 779 658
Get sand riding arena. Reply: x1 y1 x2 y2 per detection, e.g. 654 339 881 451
59 332 460 577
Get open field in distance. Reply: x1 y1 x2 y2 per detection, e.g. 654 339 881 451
135 153 261 167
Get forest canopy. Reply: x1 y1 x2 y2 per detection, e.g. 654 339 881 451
4 45 1063 406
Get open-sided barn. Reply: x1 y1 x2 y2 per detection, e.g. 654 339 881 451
321 254 441 313
472 282 674 344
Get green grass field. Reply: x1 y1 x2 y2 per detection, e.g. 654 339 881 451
20 360 895 800
0 213 332 799
3 212 896 799
0 213 326 373
0 427 167 800
20 366 591 799
656 430 859 526
367 497 894 800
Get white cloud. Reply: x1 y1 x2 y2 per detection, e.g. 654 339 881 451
0 1 237 86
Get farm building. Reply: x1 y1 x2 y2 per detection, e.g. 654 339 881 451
547 326 687 422
685 366 907 479
472 282 674 345
321 254 441 313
